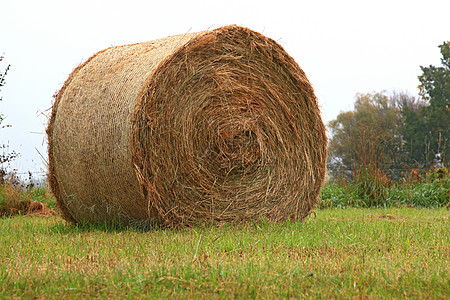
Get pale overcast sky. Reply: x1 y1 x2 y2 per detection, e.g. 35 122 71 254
1 0 449 178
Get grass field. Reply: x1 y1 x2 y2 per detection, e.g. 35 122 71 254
1 208 449 299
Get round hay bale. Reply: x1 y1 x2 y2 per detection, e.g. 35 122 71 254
47 25 327 228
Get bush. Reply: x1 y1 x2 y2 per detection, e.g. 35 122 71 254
426 167 449 182
0 180 56 217
0 183 31 217
319 167 449 209
349 166 391 207
388 174 449 208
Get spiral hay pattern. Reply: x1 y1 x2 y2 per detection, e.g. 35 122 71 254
47 25 327 228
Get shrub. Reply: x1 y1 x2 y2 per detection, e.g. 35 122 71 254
0 179 56 217
349 166 391 207
388 177 450 208
426 167 449 182
319 167 449 209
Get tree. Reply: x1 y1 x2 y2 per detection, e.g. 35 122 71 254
0 55 10 126
401 41 450 168
0 55 18 183
328 91 416 180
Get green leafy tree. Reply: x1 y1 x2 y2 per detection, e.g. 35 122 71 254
402 41 450 168
328 91 415 180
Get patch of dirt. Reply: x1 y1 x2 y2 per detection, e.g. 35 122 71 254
376 214 401 220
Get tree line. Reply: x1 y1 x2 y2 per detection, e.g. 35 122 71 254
328 41 449 180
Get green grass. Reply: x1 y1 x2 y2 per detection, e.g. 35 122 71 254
1 208 449 298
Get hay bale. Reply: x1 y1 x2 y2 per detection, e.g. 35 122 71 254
47 25 327 228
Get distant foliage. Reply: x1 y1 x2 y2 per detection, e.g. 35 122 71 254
401 41 450 168
327 91 416 180
328 42 449 183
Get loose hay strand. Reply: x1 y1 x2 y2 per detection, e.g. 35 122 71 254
48 25 327 228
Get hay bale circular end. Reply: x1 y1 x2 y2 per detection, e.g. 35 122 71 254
47 25 327 228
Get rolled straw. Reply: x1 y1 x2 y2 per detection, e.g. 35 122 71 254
47 25 327 228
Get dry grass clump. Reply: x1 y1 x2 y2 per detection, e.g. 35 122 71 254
47 25 327 228
0 181 54 217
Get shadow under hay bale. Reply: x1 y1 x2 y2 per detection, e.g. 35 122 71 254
47 25 327 228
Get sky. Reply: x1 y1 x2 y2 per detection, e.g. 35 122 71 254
1 0 449 178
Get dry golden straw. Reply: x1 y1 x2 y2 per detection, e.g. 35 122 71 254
47 25 327 228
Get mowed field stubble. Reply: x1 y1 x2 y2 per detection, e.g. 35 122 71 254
1 208 449 298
